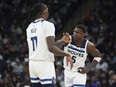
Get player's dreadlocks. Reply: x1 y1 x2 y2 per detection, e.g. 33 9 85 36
27 3 47 22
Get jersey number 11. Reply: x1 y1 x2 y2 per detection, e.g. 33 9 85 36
31 36 37 51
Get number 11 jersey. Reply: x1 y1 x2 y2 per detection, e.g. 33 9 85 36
26 18 55 61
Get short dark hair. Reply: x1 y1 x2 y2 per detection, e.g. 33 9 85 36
75 24 87 33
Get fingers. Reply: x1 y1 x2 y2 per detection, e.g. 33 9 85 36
66 60 73 70
77 67 83 73
66 56 73 70
63 32 70 37
62 32 70 43
63 32 65 36
77 67 83 72
78 67 83 70
77 67 88 74
70 62 73 70
67 56 73 70
66 32 70 37
66 59 68 66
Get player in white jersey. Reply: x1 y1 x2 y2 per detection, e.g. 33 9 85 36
26 3 73 87
56 24 102 87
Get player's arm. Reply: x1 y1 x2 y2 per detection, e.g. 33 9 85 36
86 42 102 70
55 32 70 47
46 36 73 69
44 22 73 69
44 22 67 55
46 36 69 56
78 42 102 74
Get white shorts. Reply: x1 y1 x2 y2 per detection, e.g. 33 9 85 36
64 69 86 87
29 60 56 85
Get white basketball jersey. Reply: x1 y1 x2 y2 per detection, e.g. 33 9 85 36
63 35 88 71
26 18 55 61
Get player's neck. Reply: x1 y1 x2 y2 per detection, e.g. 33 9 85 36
75 38 84 46
36 15 45 20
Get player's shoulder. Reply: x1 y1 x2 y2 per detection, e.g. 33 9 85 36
42 20 54 26
41 20 55 29
26 23 33 31
87 40 96 48
87 40 94 45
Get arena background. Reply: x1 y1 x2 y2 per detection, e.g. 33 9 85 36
0 0 116 87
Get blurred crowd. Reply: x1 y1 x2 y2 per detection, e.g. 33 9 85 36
0 0 116 87
81 0 116 86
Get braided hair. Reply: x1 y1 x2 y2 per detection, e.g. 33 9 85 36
28 3 47 22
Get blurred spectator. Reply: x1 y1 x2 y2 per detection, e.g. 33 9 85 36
95 59 109 72
90 75 101 87
11 58 23 75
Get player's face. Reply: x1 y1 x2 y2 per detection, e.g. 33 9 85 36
73 28 85 41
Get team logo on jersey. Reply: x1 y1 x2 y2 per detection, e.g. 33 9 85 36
67 49 84 57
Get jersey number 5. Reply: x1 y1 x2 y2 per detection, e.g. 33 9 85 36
72 56 76 63
31 36 37 51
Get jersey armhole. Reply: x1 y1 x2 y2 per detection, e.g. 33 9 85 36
85 40 89 54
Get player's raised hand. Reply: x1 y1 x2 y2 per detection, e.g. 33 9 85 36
77 67 90 74
61 32 70 43
66 54 73 70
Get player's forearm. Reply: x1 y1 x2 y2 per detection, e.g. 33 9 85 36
87 60 98 71
46 36 68 56
55 39 66 47
49 45 69 56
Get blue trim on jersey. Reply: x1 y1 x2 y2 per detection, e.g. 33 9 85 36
65 84 85 87
41 78 52 82
32 19 44 23
73 84 85 87
68 46 85 53
71 35 87 48
30 77 54 82
30 77 40 80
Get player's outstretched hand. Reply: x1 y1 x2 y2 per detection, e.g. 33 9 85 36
61 32 70 43
66 54 73 70
77 67 90 74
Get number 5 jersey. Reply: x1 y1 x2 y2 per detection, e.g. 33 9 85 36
63 35 88 71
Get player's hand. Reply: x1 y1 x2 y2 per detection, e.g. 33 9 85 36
66 54 73 70
77 67 90 74
61 32 70 43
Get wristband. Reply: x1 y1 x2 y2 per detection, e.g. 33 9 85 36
93 57 101 62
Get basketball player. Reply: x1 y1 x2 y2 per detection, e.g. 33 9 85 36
56 24 102 87
26 3 73 87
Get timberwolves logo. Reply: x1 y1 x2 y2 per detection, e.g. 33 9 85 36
52 77 56 85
